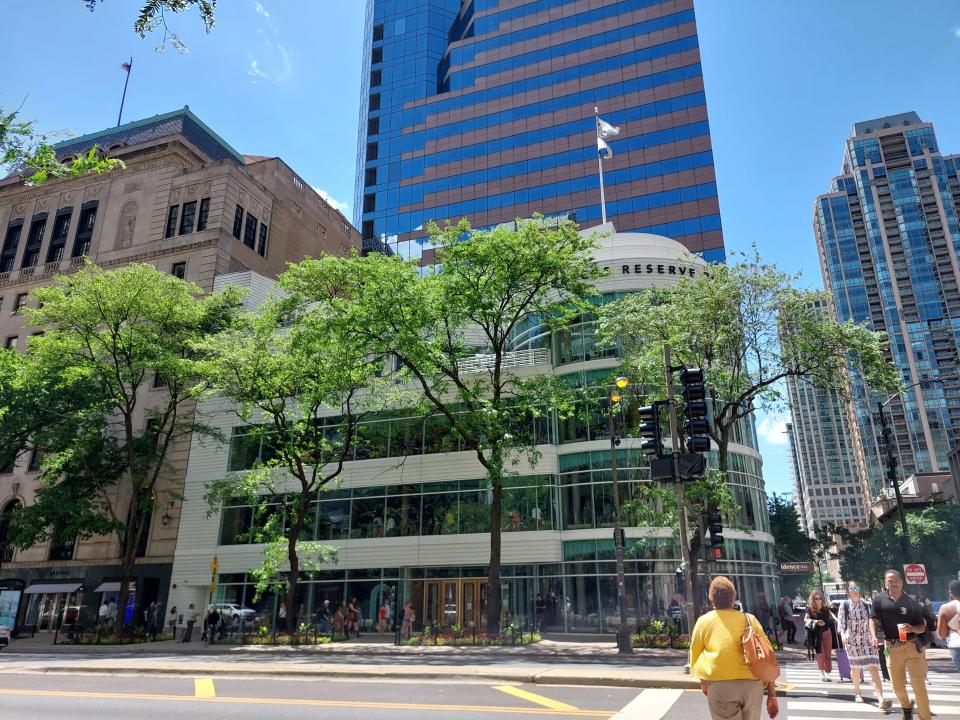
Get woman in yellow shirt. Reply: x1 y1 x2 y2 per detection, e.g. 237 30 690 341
689 576 779 720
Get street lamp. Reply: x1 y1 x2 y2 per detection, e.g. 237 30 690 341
877 375 957 565
609 375 633 655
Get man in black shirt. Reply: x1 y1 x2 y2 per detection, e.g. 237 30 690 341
872 570 929 720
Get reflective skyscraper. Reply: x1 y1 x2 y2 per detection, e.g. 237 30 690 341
814 112 960 492
355 0 725 262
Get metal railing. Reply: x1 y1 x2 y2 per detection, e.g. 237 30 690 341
457 347 550 374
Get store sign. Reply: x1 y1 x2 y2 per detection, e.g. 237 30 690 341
903 563 927 585
46 568 71 578
604 262 700 278
780 562 815 575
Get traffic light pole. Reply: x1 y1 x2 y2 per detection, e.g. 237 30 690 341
608 408 632 655
877 401 911 564
664 345 696 636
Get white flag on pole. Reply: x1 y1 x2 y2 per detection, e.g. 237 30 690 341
597 117 620 138
597 136 613 158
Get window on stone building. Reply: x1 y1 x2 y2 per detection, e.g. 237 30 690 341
46 210 71 263
170 261 186 279
21 215 46 269
165 205 179 239
257 224 268 257
71 203 98 258
4 336 16 349
1 222 23 273
12 293 27 314
232 205 244 239
196 198 210 231
243 213 258 250
179 201 196 235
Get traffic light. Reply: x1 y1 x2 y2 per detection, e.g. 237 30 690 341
637 404 663 457
707 512 724 547
680 368 710 453
710 546 723 560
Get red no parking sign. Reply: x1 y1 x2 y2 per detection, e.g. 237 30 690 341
903 563 928 584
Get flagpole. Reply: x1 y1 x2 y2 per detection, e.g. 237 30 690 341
117 57 133 127
595 107 607 224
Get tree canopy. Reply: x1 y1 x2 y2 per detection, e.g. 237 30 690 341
83 0 216 51
198 280 386 637
3 263 240 635
283 217 605 633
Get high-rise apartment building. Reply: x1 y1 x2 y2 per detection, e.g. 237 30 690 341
814 112 960 495
0 108 359 631
355 0 724 262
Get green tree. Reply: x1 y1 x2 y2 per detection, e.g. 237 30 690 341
598 249 898 607
83 0 216 51
1 108 123 186
767 493 811 562
198 288 385 638
3 263 240 637
283 217 604 633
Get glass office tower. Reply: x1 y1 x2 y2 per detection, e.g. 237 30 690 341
815 112 960 491
355 0 725 262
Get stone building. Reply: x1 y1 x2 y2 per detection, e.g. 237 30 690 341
0 107 358 633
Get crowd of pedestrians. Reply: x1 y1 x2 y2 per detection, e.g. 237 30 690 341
687 570 955 720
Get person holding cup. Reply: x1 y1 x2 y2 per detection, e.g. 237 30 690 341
871 569 930 720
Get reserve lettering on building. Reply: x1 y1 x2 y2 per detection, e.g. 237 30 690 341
603 262 699 277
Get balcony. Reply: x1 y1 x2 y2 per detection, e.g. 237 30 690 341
456 348 551 374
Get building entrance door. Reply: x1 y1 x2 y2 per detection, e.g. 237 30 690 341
422 580 487 630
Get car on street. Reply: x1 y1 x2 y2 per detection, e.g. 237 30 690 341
0 623 11 650
212 602 257 624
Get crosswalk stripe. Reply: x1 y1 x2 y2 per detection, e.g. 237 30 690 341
610 689 683 720
788 699 957 714
491 686 578 712
193 678 215 698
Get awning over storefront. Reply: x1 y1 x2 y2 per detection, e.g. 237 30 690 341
93 582 136 593
23 582 82 595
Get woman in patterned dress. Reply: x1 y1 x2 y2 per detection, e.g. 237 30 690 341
838 580 891 709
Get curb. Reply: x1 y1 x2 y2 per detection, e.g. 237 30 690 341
18 664 700 690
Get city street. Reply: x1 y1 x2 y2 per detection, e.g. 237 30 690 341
0 649 957 719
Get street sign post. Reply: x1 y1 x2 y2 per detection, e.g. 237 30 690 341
780 562 815 575
903 563 927 585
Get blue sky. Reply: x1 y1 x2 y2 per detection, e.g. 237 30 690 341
3 1 959 497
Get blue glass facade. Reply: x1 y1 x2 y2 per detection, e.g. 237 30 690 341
815 113 960 489
355 0 725 262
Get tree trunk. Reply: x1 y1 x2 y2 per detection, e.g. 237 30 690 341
486 479 503 636
286 527 301 640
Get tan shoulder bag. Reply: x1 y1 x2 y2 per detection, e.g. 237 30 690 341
742 613 780 683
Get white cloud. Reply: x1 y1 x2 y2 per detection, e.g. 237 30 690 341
313 187 351 216
246 1 290 84
953 26 960 38
756 413 790 445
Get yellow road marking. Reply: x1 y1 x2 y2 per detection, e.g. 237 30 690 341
194 678 216 698
0 688 608 716
493 685 579 712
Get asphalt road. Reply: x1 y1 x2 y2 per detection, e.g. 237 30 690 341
0 672 643 720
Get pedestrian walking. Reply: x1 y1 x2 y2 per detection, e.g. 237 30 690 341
936 579 960 671
689 576 779 720
837 580 890 708
98 599 110 626
318 599 332 635
872 569 930 720
755 592 774 636
777 596 796 644
377 600 389 636
167 606 178 639
333 603 345 637
207 606 220 645
535 594 546 632
183 603 199 642
107 598 118 624
347 597 360 638
804 590 837 681
401 600 413 640
143 602 159 640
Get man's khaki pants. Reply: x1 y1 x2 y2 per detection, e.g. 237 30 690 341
707 679 764 720
887 641 930 720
